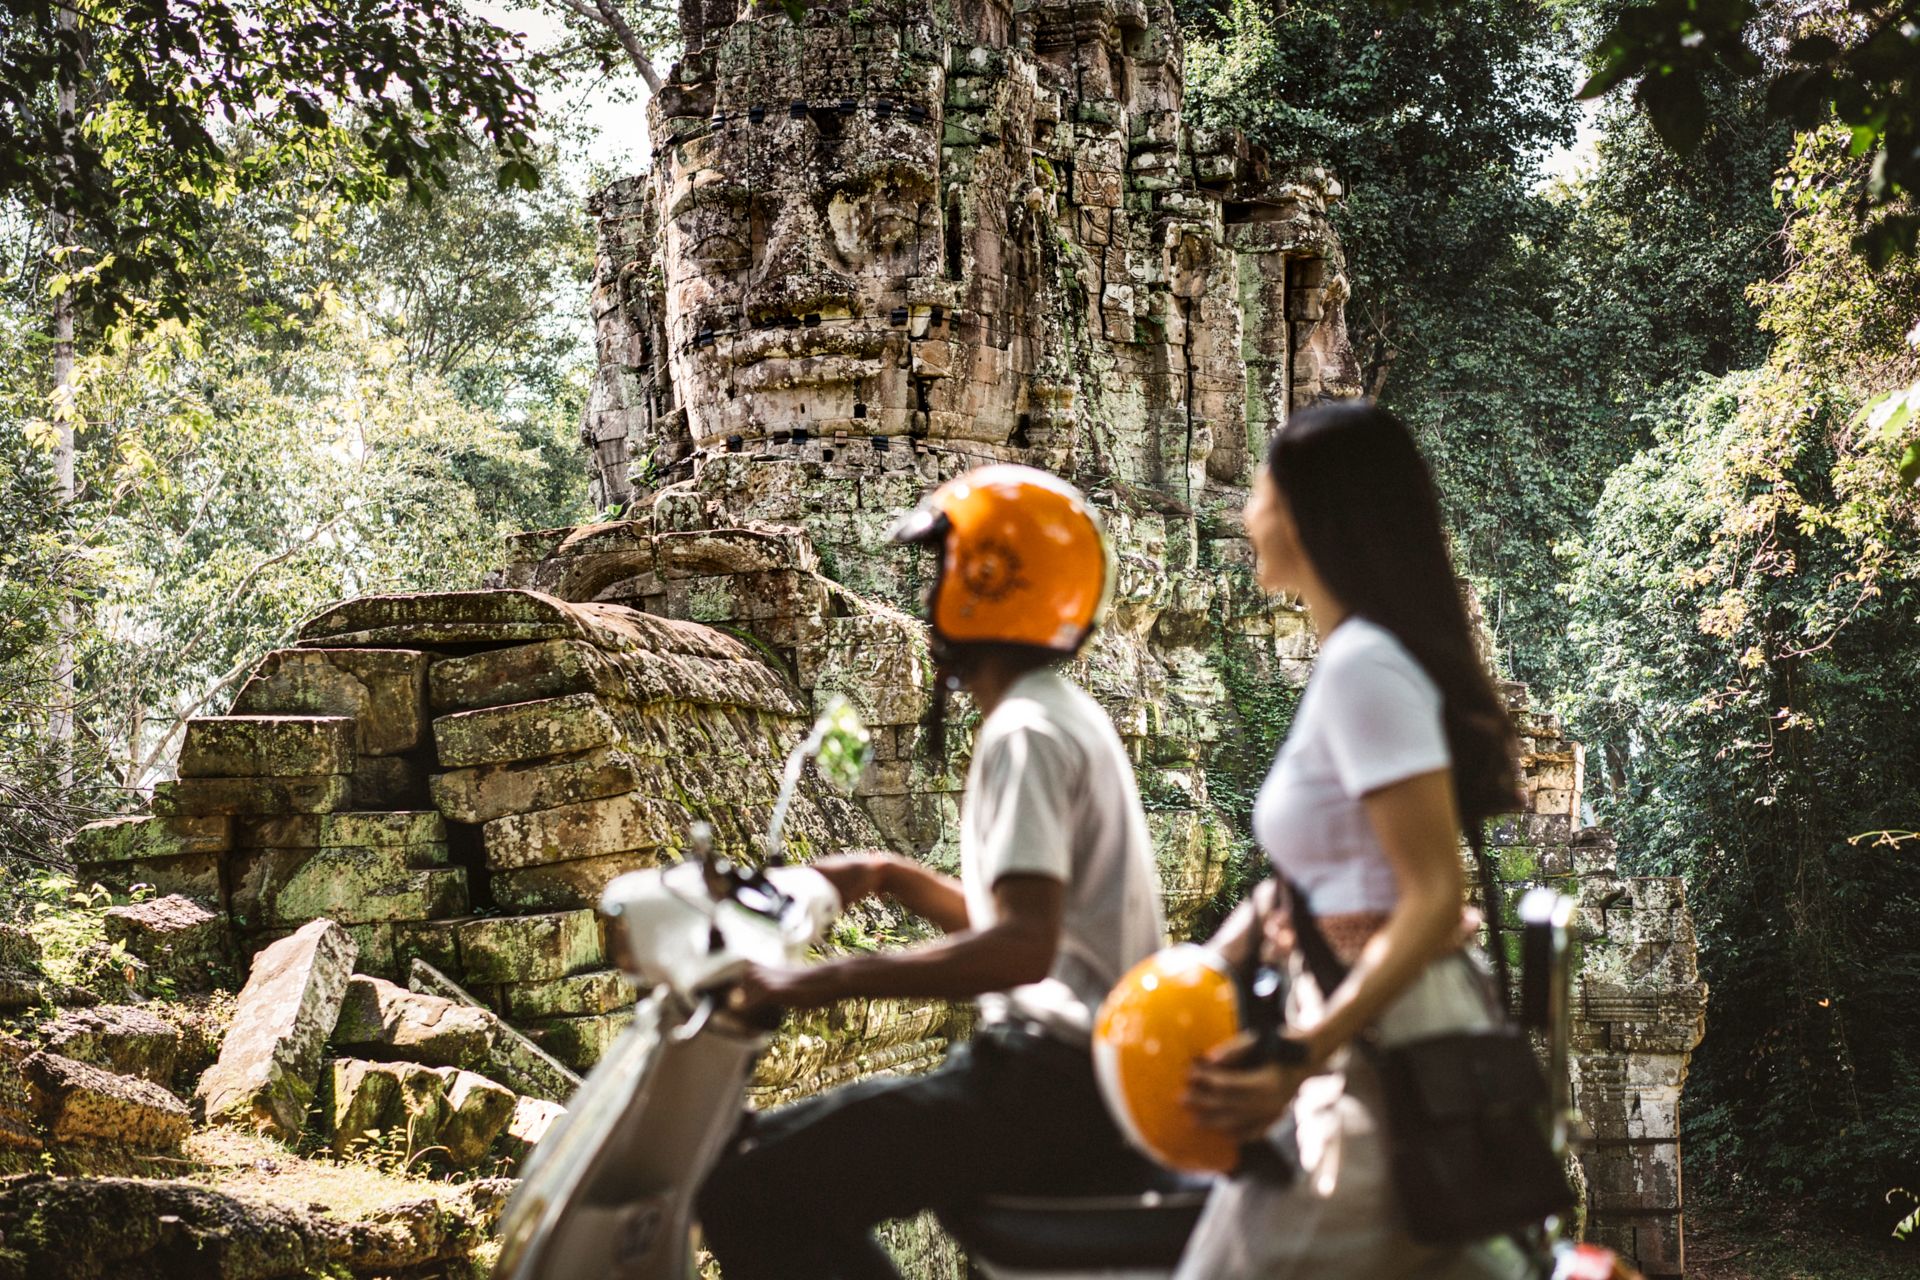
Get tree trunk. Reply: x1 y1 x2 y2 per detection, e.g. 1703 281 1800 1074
49 1 78 788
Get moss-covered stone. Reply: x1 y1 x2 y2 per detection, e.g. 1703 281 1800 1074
500 969 634 1020
235 809 444 850
228 846 464 928
455 911 603 984
491 853 660 912
481 792 688 870
152 774 352 817
428 746 653 825
432 692 628 768
230 647 430 756
66 815 230 864
522 1009 634 1071
178 715 355 779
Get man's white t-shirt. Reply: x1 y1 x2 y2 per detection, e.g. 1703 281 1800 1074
960 668 1165 1045
1254 617 1452 915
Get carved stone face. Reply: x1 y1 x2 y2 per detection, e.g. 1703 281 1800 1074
652 14 1028 450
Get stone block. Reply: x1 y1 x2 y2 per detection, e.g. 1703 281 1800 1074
197 918 358 1140
439 1069 518 1166
0 1035 40 1150
491 852 660 911
325 1058 448 1156
429 747 651 825
499 1095 567 1166
795 615 928 727
231 647 430 756
299 589 589 647
40 1005 182 1085
75 851 225 909
102 895 230 991
456 911 604 983
23 1051 192 1148
433 692 627 768
501 969 634 1020
524 1009 634 1071
429 639 611 713
179 715 355 778
408 960 581 1102
68 815 230 863
153 774 352 817
482 793 687 869
332 974 495 1068
655 527 811 578
236 810 446 849
229 845 465 928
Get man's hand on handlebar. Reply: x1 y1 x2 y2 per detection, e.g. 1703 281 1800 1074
726 960 845 1022
807 853 889 905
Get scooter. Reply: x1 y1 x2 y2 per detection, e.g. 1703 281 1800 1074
494 700 1636 1280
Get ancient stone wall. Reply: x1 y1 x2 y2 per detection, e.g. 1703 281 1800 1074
1492 681 1708 1276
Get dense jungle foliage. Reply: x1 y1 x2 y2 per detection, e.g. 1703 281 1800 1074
1 0 1915 1250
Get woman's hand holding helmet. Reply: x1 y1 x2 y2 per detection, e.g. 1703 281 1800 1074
1183 1029 1319 1144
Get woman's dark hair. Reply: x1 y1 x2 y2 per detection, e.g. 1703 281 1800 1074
1267 399 1521 830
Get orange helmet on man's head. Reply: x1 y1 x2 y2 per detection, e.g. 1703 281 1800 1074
889 464 1113 657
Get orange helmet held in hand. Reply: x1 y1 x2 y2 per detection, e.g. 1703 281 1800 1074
1092 944 1246 1175
888 464 1113 656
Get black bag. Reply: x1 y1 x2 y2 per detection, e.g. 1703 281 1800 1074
1280 826 1573 1246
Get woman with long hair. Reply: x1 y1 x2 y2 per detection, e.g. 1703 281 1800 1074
1175 399 1530 1278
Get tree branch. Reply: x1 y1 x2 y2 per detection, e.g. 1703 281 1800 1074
553 0 664 93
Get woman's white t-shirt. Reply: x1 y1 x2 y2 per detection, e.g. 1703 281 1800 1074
1253 616 1451 915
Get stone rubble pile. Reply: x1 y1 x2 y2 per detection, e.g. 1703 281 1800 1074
66 587 954 1092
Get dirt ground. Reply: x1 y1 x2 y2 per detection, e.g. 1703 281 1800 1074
1683 1196 1913 1280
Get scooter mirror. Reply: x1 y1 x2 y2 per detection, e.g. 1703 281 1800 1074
811 695 874 794
764 695 873 866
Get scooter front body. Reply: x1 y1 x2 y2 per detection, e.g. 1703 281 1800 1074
494 993 764 1280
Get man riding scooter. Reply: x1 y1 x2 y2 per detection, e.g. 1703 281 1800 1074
695 463 1167 1280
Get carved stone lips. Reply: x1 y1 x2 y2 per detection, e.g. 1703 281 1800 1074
705 323 898 383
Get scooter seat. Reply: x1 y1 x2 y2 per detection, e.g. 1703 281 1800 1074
939 1168 1213 1270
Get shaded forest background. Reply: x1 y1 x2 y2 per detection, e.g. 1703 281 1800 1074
2 0 1916 1254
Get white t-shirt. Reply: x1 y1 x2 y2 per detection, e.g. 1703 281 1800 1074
960 668 1166 1045
1254 617 1451 915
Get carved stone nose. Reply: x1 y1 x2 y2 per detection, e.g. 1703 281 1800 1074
744 198 858 326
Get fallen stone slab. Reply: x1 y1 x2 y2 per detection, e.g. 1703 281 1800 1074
0 965 97 1011
499 1095 567 1166
337 1178 512 1274
482 791 688 870
179 715 355 779
490 851 658 911
0 924 38 972
197 918 357 1140
66 814 230 863
432 692 629 769
102 894 230 990
230 647 431 756
324 1059 515 1169
0 1034 43 1151
0 1176 338 1279
22 1051 192 1148
437 1069 517 1166
40 1006 182 1085
408 960 580 1102
501 969 634 1020
455 910 604 984
429 746 653 825
152 774 352 817
332 975 494 1068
